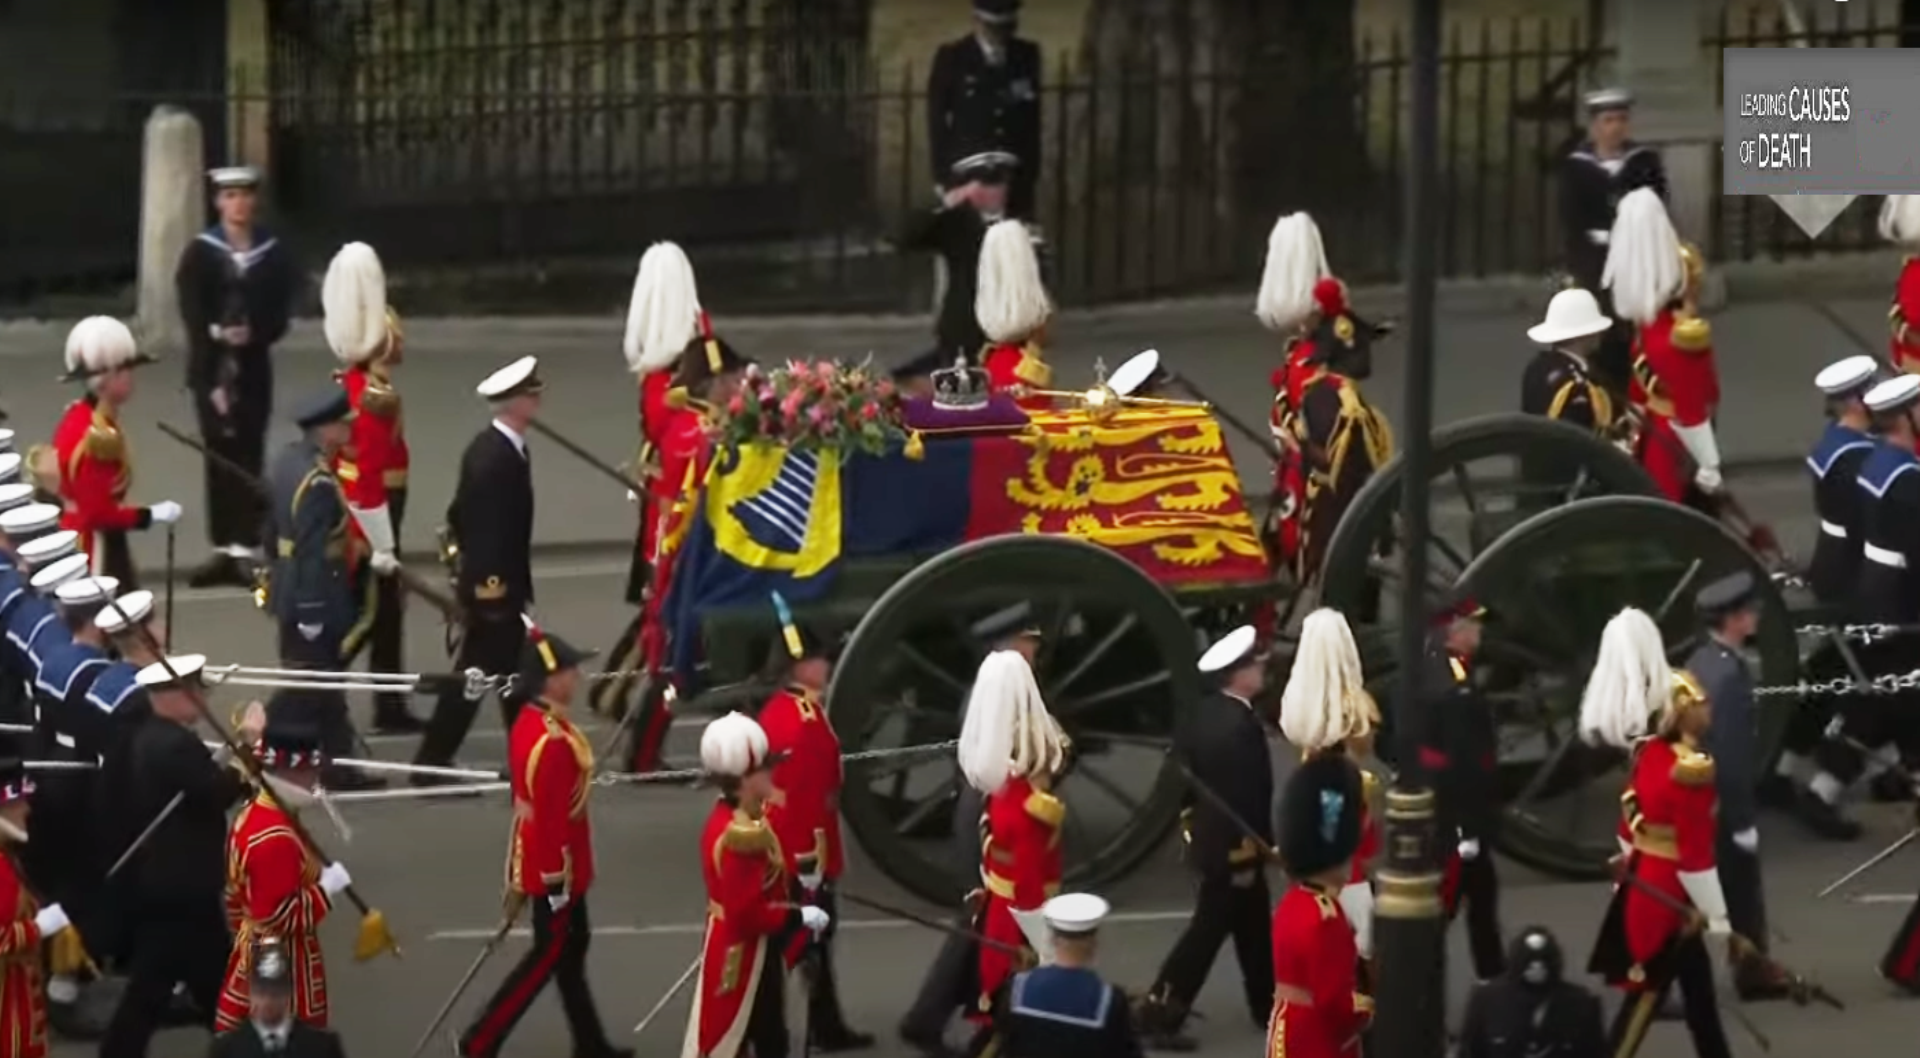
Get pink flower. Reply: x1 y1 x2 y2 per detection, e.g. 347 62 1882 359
782 389 805 415
815 360 837 380
808 404 830 425
726 395 745 415
861 403 878 421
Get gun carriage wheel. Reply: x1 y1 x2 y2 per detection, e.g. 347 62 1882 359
1453 496 1799 879
830 535 1202 905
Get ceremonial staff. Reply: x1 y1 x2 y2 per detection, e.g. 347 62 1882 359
525 418 645 495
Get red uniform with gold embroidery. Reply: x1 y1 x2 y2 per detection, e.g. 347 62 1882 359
759 685 846 884
1627 309 1720 503
1266 881 1372 1058
1890 257 1920 375
334 364 408 555
217 796 333 1030
686 801 799 1058
635 372 677 574
975 776 1064 1013
1605 737 1718 980
52 397 144 571
0 856 49 1058
983 342 1053 411
1268 338 1316 569
640 405 713 674
507 701 595 897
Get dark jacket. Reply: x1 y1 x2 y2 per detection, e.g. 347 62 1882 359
993 965 1143 1058
927 35 1042 189
1806 421 1874 605
447 425 536 618
1175 690 1273 877
208 1021 347 1058
1689 637 1757 835
266 440 352 635
175 228 297 412
1558 141 1667 290
1458 977 1603 1058
1417 644 1499 846
901 204 992 363
120 714 248 904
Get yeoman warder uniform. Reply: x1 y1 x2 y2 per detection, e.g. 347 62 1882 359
989 893 1143 1058
927 0 1041 219
1267 752 1373 1058
0 757 85 1058
49 317 174 588
1419 599 1505 982
1456 927 1605 1058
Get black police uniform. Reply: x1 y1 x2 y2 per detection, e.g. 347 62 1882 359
927 4 1041 219
1457 927 1604 1058
208 937 349 1058
1417 637 1504 981
991 964 1143 1058
175 202 298 583
1557 138 1667 391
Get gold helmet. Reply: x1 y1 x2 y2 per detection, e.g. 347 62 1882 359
1669 668 1709 713
1677 242 1707 304
381 307 405 363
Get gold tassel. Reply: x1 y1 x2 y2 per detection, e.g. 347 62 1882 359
47 926 93 976
904 431 925 461
705 338 722 373
353 909 400 962
782 624 804 659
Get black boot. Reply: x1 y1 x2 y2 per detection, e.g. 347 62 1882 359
1132 992 1199 1052
1733 953 1793 1003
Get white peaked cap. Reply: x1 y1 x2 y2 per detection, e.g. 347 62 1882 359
1279 608 1375 752
65 316 140 377
0 504 62 538
1881 195 1920 245
1601 188 1684 327
135 654 207 689
975 220 1052 344
1577 608 1670 750
321 242 391 364
1866 374 1920 413
29 553 91 593
476 356 541 399
1815 355 1879 396
957 649 1067 795
1199 625 1257 674
700 711 770 777
95 589 155 634
1041 892 1110 934
623 242 703 376
1254 212 1330 334
0 453 19 484
0 427 14 452
0 484 34 514
16 530 78 567
53 576 118 606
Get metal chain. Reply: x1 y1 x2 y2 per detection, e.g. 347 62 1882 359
1755 669 1920 699
590 738 960 787
1792 622 1920 646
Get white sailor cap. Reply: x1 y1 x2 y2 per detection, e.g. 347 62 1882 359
1815 355 1880 396
0 453 18 484
0 503 61 539
53 576 119 607
1040 892 1110 936
29 554 91 594
0 427 13 453
0 484 34 516
1198 625 1259 674
1865 374 1920 414
16 530 78 568
95 589 154 635
476 356 545 401
135 654 208 689
1583 87 1633 113
208 166 261 189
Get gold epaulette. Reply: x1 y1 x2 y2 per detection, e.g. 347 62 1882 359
1353 993 1375 1015
1023 789 1066 829
82 420 124 463
1360 768 1379 803
1314 892 1338 920
1448 657 1467 683
721 812 776 856
1671 749 1716 787
1671 316 1712 353
360 377 400 419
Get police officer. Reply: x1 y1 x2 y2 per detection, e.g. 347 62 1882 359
1457 926 1604 1058
927 0 1041 220
1419 599 1505 983
990 893 1143 1058
1766 356 1879 811
896 145 1020 389
207 936 348 1058
1136 625 1273 1051
1557 88 1668 392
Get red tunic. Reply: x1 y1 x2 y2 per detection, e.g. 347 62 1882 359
0 856 48 1058
685 800 796 1058
1267 882 1372 1058
217 796 333 1030
1891 257 1920 375
759 685 846 883
1611 737 1719 983
640 407 713 672
1268 338 1316 569
983 343 1053 411
335 364 408 550
634 372 676 573
974 776 1064 1015
52 397 143 564
506 701 596 897
1627 309 1720 503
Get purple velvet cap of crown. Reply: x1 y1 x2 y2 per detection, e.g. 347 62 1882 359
901 394 1031 432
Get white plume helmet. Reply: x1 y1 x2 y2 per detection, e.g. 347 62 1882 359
975 220 1052 344
1601 188 1684 327
700 711 770 778
1577 607 1671 750
1279 608 1377 752
623 242 703 376
321 242 391 365
1254 212 1330 334
957 650 1068 795
1880 195 1920 246
64 316 139 378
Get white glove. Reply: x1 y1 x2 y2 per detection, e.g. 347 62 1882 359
548 891 571 913
800 905 831 934
1587 229 1610 246
1679 868 1731 936
798 869 823 892
370 550 401 575
626 489 638 503
319 862 352 896
1694 466 1724 493
296 623 324 642
349 503 397 556
1731 827 1759 853
33 904 69 937
148 501 183 525
1671 421 1724 492
1458 838 1481 861
1337 881 1375 958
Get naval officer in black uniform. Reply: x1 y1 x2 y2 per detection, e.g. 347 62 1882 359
895 145 1019 388
1136 624 1274 1050
1519 287 1619 512
413 356 542 775
990 893 1143 1058
1557 88 1668 393
1418 599 1505 982
175 166 299 589
927 0 1041 220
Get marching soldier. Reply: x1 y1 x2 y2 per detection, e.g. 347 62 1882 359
686 711 831 1058
975 220 1053 410
619 241 704 610
175 166 297 589
1580 609 1733 1058
989 893 1143 1058
320 243 420 734
1604 188 1724 507
456 625 627 1058
1559 88 1668 392
1419 599 1505 983
1457 927 1605 1058
208 936 348 1058
415 357 542 775
898 145 1019 383
927 0 1041 219
51 317 178 587
216 713 353 1031
1266 751 1372 1058
1137 625 1274 1050
1259 212 1331 571
0 755 84 1058
1881 195 1920 375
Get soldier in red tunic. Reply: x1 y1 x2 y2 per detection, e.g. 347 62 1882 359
1603 187 1724 506
0 756 79 1058
1278 608 1382 966
49 316 179 587
620 241 706 607
1257 212 1329 571
1880 195 1920 376
975 220 1054 411
1579 608 1733 1058
216 710 354 1031
1267 751 1372 1058
319 242 420 733
685 711 830 1058
458 626 628 1058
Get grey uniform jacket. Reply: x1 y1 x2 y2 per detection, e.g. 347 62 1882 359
1689 637 1758 834
266 439 353 633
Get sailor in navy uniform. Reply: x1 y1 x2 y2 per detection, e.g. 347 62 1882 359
927 0 1042 220
86 590 163 971
6 538 88 729
175 166 298 590
1766 356 1880 814
1558 88 1668 392
989 893 1143 1058
0 508 70 732
896 146 1019 388
207 936 347 1058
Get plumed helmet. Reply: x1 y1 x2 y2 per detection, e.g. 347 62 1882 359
63 316 142 381
1279 608 1377 752
1601 188 1685 327
624 242 703 376
699 711 772 778
1254 212 1330 334
1881 195 1920 246
975 220 1052 344
321 242 393 364
956 649 1068 795
1277 752 1363 879
1577 607 1670 750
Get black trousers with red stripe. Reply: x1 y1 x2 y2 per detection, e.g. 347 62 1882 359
1880 887 1920 991
459 895 618 1058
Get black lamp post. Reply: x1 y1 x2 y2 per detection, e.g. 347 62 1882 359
1374 0 1448 1056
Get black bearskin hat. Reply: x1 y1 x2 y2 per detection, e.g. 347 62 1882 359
1277 753 1364 880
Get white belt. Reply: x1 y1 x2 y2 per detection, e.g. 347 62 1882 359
1865 542 1908 569
54 733 75 749
1821 520 1848 539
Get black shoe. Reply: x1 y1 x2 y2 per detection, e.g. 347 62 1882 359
814 1029 876 1052
48 999 106 1040
1796 791 1864 841
373 711 428 735
1758 774 1799 810
187 554 249 589
323 768 388 792
1734 963 1794 1003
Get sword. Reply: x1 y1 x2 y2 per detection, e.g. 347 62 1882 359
835 891 1026 957
631 955 701 1036
1613 864 1844 1011
527 418 645 495
408 901 523 1058
1162 371 1284 462
1817 827 1919 899
1170 756 1280 864
105 791 184 879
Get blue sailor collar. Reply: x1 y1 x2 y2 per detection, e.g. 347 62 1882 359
1008 966 1113 1029
4 594 53 646
195 225 280 273
1567 139 1654 168
84 662 143 715
34 641 107 702
1808 422 1875 479
1858 440 1920 497
6 603 62 669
